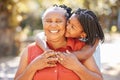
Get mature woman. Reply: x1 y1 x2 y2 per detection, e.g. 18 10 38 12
14 6 103 80
36 5 104 69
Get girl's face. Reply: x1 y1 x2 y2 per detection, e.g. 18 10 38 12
65 14 85 38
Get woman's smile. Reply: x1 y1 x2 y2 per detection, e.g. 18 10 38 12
49 30 59 33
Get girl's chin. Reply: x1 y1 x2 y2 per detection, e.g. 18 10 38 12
65 35 69 37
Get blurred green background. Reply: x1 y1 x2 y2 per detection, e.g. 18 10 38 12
0 0 120 80
0 0 120 56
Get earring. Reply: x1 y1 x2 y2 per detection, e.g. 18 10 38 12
79 37 87 42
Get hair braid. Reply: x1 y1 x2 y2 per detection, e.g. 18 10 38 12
75 8 104 45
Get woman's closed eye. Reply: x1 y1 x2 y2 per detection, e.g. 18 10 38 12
45 20 62 23
56 20 62 23
45 20 52 23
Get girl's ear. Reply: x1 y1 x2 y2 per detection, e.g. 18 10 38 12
80 32 87 38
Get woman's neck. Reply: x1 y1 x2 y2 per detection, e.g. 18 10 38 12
47 38 67 49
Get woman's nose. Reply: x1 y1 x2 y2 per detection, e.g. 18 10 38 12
51 22 57 27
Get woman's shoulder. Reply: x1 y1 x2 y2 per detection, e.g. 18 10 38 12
27 42 44 64
27 42 36 47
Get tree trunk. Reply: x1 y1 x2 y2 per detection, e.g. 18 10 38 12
0 12 18 57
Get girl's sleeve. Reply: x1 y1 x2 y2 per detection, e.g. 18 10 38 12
74 39 86 51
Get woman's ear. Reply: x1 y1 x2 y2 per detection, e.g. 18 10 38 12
80 32 87 38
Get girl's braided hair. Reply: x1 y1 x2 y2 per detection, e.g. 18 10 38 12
75 8 104 45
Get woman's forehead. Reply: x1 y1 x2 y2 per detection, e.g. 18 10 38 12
42 7 66 18
47 7 66 12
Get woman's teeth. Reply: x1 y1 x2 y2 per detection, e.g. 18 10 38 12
50 30 58 33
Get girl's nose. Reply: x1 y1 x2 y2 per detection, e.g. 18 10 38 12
66 24 71 30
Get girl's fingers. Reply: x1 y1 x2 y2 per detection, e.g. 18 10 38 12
56 52 64 63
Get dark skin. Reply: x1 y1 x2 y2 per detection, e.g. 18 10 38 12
73 39 99 61
35 12 99 61
14 7 102 80
36 36 99 61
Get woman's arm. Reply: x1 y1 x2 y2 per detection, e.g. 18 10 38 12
14 45 57 80
14 47 36 80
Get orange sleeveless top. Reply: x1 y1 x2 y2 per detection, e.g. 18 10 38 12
28 38 85 80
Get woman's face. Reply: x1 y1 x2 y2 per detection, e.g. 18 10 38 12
65 14 84 38
42 7 67 41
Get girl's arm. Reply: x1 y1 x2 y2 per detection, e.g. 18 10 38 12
73 56 103 80
35 32 49 51
36 34 99 61
57 51 103 80
73 39 99 61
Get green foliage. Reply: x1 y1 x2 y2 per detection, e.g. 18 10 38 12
0 0 120 31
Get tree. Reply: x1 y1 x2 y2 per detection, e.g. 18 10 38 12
0 0 29 56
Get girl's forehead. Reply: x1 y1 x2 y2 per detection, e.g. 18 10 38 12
69 14 77 20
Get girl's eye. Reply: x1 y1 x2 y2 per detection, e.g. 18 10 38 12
71 25 74 29
67 21 70 24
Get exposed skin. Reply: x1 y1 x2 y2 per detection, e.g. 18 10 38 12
57 51 102 80
14 46 58 80
36 33 99 61
36 13 99 61
65 13 99 60
42 8 67 48
14 7 103 80
65 14 86 38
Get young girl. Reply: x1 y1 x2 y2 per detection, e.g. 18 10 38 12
35 5 104 68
